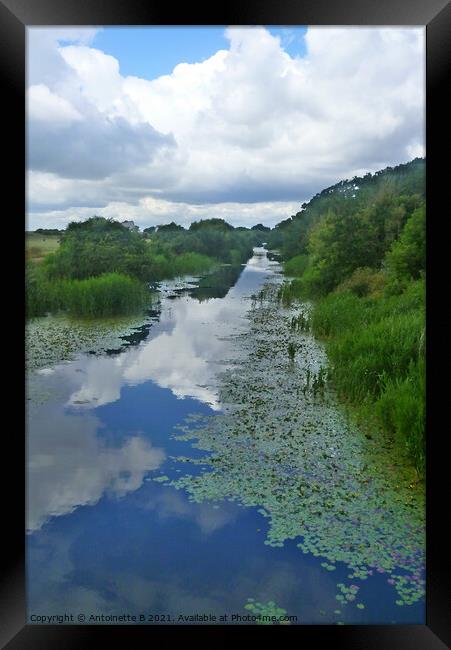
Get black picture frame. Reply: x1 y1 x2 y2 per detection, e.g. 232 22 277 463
3 0 449 647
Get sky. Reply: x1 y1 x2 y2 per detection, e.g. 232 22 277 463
26 26 425 230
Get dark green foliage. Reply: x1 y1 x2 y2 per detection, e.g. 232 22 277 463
287 341 297 361
384 205 426 283
35 228 61 235
156 222 185 232
44 217 153 281
150 221 259 266
266 158 425 289
189 218 233 231
251 223 271 232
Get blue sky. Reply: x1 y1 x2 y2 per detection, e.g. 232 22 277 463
90 27 308 80
27 26 424 229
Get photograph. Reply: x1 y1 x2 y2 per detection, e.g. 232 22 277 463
23 23 429 629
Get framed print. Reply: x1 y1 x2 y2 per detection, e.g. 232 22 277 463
1 0 449 647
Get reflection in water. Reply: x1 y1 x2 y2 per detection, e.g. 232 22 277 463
27 404 165 531
63 249 275 411
141 489 239 534
188 264 243 301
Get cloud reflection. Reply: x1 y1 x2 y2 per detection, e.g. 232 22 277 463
67 250 274 411
27 407 165 531
142 488 238 534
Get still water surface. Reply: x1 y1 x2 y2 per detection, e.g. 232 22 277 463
26 250 424 624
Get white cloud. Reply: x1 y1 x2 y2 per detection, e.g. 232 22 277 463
28 84 82 124
26 194 301 230
27 26 425 228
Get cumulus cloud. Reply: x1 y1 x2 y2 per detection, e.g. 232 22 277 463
26 26 425 228
28 111 175 180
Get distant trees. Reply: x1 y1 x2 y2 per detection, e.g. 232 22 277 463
189 218 233 231
35 228 61 235
251 224 271 232
156 222 185 232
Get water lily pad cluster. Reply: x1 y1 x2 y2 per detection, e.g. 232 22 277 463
26 312 155 372
244 598 290 625
157 280 425 611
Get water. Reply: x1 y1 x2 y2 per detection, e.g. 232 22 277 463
26 249 425 625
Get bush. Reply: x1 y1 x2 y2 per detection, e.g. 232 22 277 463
312 291 366 337
384 205 425 282
336 267 387 298
284 254 309 277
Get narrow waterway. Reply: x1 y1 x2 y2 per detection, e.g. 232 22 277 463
26 249 425 625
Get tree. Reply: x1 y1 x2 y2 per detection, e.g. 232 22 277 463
189 218 233 231
156 222 185 232
43 216 154 281
384 205 425 281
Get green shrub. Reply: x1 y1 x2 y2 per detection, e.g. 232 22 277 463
384 205 425 282
336 267 387 298
284 254 309 277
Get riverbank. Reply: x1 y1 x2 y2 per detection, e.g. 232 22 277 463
279 275 425 477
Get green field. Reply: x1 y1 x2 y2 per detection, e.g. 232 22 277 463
26 232 60 261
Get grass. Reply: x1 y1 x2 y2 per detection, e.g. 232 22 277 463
306 279 425 475
141 251 216 281
26 233 60 262
26 247 215 319
170 252 216 276
284 254 309 278
26 270 152 318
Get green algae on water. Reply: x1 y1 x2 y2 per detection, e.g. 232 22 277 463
26 312 156 372
154 281 425 612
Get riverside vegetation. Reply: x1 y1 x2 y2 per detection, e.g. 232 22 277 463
26 217 261 318
268 158 426 475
